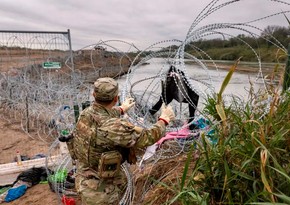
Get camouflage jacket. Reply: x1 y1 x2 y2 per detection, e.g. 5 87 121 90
72 102 166 171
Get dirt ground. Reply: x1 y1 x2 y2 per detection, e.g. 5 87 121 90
0 109 50 164
0 109 82 205
1 184 59 205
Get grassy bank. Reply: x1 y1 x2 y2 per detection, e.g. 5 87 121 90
168 63 290 204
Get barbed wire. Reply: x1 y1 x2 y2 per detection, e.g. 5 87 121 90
0 0 288 204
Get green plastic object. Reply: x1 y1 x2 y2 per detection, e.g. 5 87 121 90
49 169 68 183
0 186 11 194
61 129 69 136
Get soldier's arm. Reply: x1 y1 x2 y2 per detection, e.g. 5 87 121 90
112 106 123 116
133 121 166 148
98 118 166 148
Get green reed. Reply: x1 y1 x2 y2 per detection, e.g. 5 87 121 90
166 61 290 204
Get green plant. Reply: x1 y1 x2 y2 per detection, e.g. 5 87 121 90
151 60 289 205
164 144 210 205
187 62 290 204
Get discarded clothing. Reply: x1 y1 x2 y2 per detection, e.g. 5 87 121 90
62 195 76 205
0 181 30 203
0 186 10 195
0 166 49 203
139 126 194 167
139 119 215 166
13 166 48 186
157 126 191 145
4 184 27 202
149 65 199 130
31 153 46 159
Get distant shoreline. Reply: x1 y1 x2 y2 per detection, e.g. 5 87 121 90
185 60 285 75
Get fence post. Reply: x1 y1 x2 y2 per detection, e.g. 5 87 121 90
283 44 290 91
26 95 29 133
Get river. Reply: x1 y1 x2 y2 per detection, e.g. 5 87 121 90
111 58 271 126
117 58 266 102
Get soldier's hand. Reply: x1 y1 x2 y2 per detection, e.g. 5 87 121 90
120 97 135 113
159 104 175 125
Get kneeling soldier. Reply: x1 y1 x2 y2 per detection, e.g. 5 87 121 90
71 77 175 205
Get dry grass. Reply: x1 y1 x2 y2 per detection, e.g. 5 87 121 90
133 152 197 205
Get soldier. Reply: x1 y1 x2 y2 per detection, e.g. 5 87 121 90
71 77 175 205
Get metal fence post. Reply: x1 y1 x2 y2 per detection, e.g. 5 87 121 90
283 44 290 91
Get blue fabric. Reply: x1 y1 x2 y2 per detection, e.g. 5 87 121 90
5 185 27 202
191 118 218 145
192 118 210 129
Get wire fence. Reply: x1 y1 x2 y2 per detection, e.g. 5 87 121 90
0 34 139 164
0 30 73 164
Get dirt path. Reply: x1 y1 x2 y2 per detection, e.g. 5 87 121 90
0 109 82 205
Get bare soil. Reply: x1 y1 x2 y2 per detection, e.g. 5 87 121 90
0 107 51 164
1 184 59 205
0 110 59 204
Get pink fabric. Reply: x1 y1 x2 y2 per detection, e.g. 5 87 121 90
157 126 190 145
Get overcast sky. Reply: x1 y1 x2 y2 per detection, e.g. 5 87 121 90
0 0 289 50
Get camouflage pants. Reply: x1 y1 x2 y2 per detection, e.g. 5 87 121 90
75 172 126 205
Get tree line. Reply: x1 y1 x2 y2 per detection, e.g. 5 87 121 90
185 25 290 62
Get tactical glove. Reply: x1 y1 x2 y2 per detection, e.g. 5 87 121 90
120 97 135 113
159 104 175 125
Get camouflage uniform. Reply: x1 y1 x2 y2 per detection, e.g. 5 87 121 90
72 78 166 205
